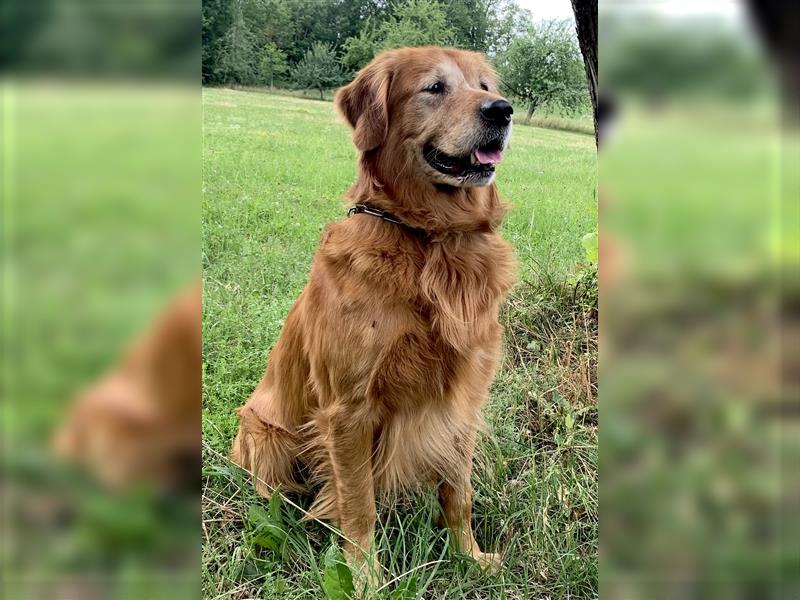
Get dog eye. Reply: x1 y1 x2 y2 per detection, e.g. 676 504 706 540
480 82 489 91
424 82 444 94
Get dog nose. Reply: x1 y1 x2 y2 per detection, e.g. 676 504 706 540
480 99 513 126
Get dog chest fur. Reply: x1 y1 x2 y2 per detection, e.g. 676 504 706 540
313 217 514 406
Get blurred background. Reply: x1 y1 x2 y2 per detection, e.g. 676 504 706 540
599 0 797 598
1 1 200 599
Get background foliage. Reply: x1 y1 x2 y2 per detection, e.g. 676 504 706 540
201 0 592 120
495 20 588 122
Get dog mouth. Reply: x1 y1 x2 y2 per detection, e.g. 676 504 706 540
422 142 505 180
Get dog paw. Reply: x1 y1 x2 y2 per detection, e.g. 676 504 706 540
472 551 502 573
348 554 385 596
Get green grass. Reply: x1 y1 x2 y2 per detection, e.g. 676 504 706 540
202 88 597 599
223 84 338 102
523 115 595 136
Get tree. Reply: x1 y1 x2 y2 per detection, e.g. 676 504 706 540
746 0 800 105
378 0 454 50
495 21 587 123
442 0 530 54
202 0 232 84
485 0 533 56
259 42 288 87
569 0 598 144
443 0 492 51
243 0 296 54
328 0 388 47
281 0 383 65
292 41 345 100
340 0 454 72
217 0 257 83
341 19 380 72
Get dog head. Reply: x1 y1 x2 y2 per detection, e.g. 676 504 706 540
336 47 513 189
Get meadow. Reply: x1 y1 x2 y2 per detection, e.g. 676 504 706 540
202 87 597 599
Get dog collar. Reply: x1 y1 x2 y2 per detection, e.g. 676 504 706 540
347 203 428 237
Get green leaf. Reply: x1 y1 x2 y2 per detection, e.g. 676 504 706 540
269 489 284 530
274 576 288 594
390 575 418 600
321 544 355 600
247 500 287 556
203 464 233 478
525 340 540 352
564 412 575 431
581 231 598 265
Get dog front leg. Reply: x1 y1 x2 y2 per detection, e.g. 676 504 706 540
325 411 383 587
438 437 501 572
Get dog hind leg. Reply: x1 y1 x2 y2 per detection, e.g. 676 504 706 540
230 405 300 496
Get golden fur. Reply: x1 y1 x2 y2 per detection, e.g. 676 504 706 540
231 47 517 580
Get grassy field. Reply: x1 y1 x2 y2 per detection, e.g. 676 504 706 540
202 88 597 599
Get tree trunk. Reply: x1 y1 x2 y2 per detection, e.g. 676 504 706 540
570 0 598 145
746 0 800 109
319 87 324 100
270 73 274 89
525 102 536 124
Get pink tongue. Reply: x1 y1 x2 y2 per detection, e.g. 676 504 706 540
474 148 503 165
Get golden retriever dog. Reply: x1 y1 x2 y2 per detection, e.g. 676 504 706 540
231 47 517 582
54 282 201 490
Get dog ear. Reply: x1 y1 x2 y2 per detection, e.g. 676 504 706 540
335 59 392 152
